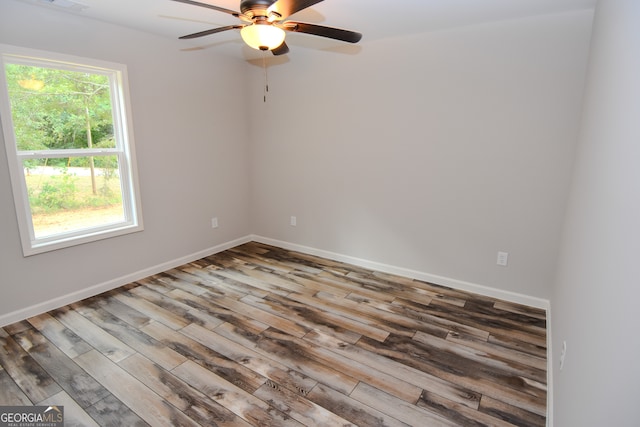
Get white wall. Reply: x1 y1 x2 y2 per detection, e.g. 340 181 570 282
552 1 640 425
0 1 251 322
248 11 593 299
7 3 636 423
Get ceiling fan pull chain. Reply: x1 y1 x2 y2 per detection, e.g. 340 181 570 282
262 52 269 103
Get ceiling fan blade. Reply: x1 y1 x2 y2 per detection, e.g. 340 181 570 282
179 25 243 40
267 0 324 20
283 22 362 43
170 0 242 18
271 41 290 56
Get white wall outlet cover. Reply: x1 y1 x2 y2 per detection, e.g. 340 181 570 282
497 251 509 266
559 340 567 370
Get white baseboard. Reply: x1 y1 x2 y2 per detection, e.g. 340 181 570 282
252 235 550 310
0 235 252 327
2 234 550 328
546 305 554 427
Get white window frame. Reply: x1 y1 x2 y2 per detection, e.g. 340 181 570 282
0 44 143 256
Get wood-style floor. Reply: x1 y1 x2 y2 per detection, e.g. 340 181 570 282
0 242 547 426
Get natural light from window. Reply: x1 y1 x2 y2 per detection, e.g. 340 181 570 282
0 45 143 255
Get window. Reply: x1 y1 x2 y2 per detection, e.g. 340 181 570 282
0 45 143 256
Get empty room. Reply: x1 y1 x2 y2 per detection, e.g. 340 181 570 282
0 0 638 426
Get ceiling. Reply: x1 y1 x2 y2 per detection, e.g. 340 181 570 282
16 0 597 60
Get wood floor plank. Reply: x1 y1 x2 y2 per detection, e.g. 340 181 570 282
240 293 366 344
39 391 101 427
84 394 150 427
304 329 483 409
306 383 410 427
348 293 491 341
253 380 355 426
356 334 547 416
300 270 399 303
463 301 547 333
227 319 422 404
141 321 267 394
74 350 200 426
488 333 548 359
186 321 420 404
172 359 304 427
119 353 252 427
13 327 110 408
295 341 424 404
412 330 547 385
94 296 153 329
180 269 272 300
226 247 301 275
317 289 455 338
229 266 318 297
180 323 318 397
205 268 297 298
364 271 468 308
492 301 547 320
0 328 62 403
128 284 227 331
284 292 392 342
215 323 360 396
444 331 547 371
479 394 547 427
228 246 330 276
416 390 518 427
171 266 256 300
166 288 270 335
350 382 457 427
2 321 31 335
281 272 353 298
205 295 310 338
0 366 32 405
163 268 226 294
27 312 93 359
0 242 547 426
202 251 252 270
111 289 191 331
72 301 188 370
342 270 458 310
52 306 136 363
144 273 210 297
404 277 500 307
128 284 205 318
393 297 546 347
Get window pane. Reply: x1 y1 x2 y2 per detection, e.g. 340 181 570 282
4 63 116 151
1 45 143 255
24 156 125 238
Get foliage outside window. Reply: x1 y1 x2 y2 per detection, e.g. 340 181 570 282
0 45 143 256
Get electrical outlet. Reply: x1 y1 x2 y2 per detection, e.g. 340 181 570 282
290 216 297 226
211 217 218 228
497 251 509 266
559 340 567 370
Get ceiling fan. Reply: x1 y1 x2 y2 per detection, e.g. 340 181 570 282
171 0 362 55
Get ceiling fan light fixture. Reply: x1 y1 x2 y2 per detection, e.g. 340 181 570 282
241 23 285 51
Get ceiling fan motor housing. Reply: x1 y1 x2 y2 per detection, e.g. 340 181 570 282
240 0 277 17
